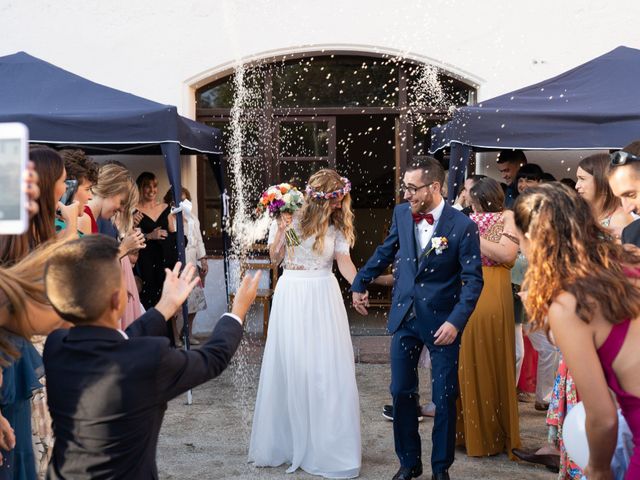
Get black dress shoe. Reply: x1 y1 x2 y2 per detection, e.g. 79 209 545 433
382 405 424 422
392 463 423 480
431 471 450 480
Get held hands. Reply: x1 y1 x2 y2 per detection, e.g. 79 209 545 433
57 201 80 223
132 210 144 228
120 229 146 257
0 411 16 466
352 291 369 315
146 227 169 241
155 262 201 320
434 321 458 346
231 271 262 322
199 259 209 277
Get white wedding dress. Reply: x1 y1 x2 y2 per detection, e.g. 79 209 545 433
248 220 361 478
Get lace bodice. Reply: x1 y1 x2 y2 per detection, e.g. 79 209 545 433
470 211 504 267
268 218 350 270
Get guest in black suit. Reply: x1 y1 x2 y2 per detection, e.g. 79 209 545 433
42 235 260 479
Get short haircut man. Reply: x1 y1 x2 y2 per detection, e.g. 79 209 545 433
45 235 122 324
43 235 250 479
497 149 528 208
407 157 446 190
608 140 640 247
496 149 528 166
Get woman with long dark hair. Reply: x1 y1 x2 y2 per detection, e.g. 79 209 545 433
575 153 632 240
0 146 78 265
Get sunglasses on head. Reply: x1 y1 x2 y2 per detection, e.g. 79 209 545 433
610 150 640 166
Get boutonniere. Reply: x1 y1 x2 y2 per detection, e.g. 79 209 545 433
423 236 449 258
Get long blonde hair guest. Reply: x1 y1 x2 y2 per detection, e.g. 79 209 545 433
79 163 135 235
299 169 355 253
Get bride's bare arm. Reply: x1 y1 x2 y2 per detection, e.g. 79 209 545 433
269 232 286 265
335 253 358 285
268 213 292 265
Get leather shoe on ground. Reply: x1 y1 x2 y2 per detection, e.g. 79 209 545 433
392 463 423 480
431 471 450 480
534 401 550 411
383 405 423 422
512 448 560 471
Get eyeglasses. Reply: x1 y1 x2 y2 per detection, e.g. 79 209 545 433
400 182 433 196
610 151 640 166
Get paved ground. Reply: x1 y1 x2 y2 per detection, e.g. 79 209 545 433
157 335 556 480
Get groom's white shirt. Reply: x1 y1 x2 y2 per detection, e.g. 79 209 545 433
415 198 445 250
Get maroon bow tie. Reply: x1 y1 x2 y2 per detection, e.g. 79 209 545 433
412 212 434 225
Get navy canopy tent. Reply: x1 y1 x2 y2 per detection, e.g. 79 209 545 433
429 46 640 200
0 51 225 347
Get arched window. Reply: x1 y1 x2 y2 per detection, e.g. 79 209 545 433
195 53 475 255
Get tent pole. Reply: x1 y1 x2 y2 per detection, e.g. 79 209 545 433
206 154 230 301
447 143 472 204
161 143 193 405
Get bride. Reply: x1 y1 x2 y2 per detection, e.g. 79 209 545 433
249 169 361 478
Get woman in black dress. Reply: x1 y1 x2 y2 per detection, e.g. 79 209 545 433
135 172 176 310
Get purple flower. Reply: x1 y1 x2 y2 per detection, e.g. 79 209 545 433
268 199 285 213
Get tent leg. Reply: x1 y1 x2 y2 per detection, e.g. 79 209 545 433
206 154 231 301
161 143 193 404
447 143 473 204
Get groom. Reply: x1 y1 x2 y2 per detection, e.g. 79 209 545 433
352 158 483 480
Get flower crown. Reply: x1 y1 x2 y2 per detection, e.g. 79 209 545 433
305 177 352 200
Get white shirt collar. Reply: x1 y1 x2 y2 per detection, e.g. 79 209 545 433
117 329 129 340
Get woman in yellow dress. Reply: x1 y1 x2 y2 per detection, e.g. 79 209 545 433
456 177 522 458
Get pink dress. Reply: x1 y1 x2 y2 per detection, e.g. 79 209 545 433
120 256 142 330
597 319 640 479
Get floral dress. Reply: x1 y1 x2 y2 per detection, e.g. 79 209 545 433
546 358 582 479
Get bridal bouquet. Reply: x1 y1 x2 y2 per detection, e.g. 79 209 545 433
256 183 304 246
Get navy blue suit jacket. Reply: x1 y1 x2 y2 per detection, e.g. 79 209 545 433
352 202 483 334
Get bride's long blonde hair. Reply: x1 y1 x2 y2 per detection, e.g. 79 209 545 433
299 169 355 253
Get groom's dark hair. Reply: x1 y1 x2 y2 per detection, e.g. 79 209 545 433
407 157 446 189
